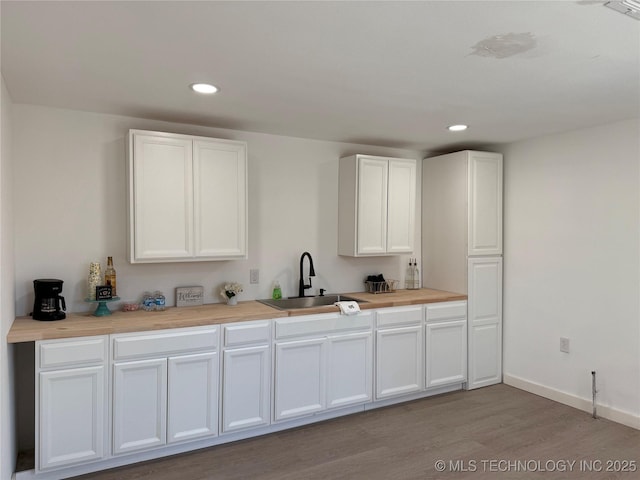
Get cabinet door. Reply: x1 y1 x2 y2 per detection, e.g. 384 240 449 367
274 338 326 421
467 257 503 390
468 152 503 256
327 332 373 409
38 366 106 471
375 325 423 399
193 139 247 259
222 345 270 433
387 159 416 253
113 358 167 454
167 352 218 443
131 133 193 261
425 319 467 388
357 157 388 255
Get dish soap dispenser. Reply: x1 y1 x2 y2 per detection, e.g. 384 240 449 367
272 281 282 300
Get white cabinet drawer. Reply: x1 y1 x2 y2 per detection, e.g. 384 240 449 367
275 312 373 340
38 336 107 369
425 301 467 322
113 327 218 361
376 306 422 328
223 321 271 347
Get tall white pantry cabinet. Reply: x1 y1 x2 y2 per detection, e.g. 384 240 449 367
422 151 503 390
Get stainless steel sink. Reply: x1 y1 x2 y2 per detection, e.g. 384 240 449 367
257 294 366 310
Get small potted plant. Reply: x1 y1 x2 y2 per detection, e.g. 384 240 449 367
220 282 243 306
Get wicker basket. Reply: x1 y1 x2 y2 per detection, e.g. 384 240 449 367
364 279 398 294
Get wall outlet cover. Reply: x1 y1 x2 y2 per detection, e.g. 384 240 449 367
250 269 260 284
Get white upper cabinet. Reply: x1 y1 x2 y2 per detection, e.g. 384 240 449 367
338 154 416 256
468 152 503 256
131 133 193 261
127 130 247 263
387 159 417 253
193 139 247 258
356 157 388 255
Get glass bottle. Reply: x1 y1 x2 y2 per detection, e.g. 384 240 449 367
104 256 117 296
405 259 414 290
413 261 420 289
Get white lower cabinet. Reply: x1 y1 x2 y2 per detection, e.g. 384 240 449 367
326 332 373 409
39 366 106 470
425 301 467 389
168 352 219 442
375 306 424 399
221 320 272 433
36 336 109 473
273 312 373 422
111 326 219 455
113 359 167 454
467 257 503 390
222 346 270 432
376 326 423 398
274 337 327 421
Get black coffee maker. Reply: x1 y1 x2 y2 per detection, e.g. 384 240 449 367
32 279 66 321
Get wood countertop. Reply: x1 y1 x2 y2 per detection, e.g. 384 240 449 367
7 288 466 343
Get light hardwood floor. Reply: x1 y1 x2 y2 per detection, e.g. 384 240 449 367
76 385 640 480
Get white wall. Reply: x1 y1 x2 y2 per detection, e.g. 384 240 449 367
499 118 640 426
1 76 17 479
12 105 423 316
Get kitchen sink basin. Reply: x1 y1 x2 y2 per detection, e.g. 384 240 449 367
257 294 366 310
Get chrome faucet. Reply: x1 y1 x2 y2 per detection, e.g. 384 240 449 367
298 251 316 297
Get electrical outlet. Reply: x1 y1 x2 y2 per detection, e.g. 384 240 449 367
560 337 570 353
249 269 260 284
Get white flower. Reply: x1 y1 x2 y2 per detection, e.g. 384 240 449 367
220 282 243 299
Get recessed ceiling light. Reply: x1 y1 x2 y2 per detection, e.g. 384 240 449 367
448 124 468 132
190 83 219 94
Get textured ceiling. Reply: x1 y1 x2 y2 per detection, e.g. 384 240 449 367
2 1 639 152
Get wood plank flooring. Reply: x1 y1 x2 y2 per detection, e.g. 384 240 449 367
76 385 640 480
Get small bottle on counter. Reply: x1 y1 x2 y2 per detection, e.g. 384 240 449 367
154 291 166 311
104 256 117 296
413 260 420 290
404 259 414 290
272 281 282 300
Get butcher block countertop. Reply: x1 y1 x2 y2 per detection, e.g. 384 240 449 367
7 288 466 343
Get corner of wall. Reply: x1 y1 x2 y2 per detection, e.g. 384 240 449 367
1 73 18 480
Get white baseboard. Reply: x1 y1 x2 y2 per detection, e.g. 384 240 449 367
503 373 640 431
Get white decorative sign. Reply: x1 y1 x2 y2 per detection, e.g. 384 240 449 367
176 286 204 307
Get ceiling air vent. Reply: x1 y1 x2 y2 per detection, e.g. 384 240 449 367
605 0 640 20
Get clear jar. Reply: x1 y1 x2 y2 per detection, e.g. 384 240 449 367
142 292 156 311
154 291 166 311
